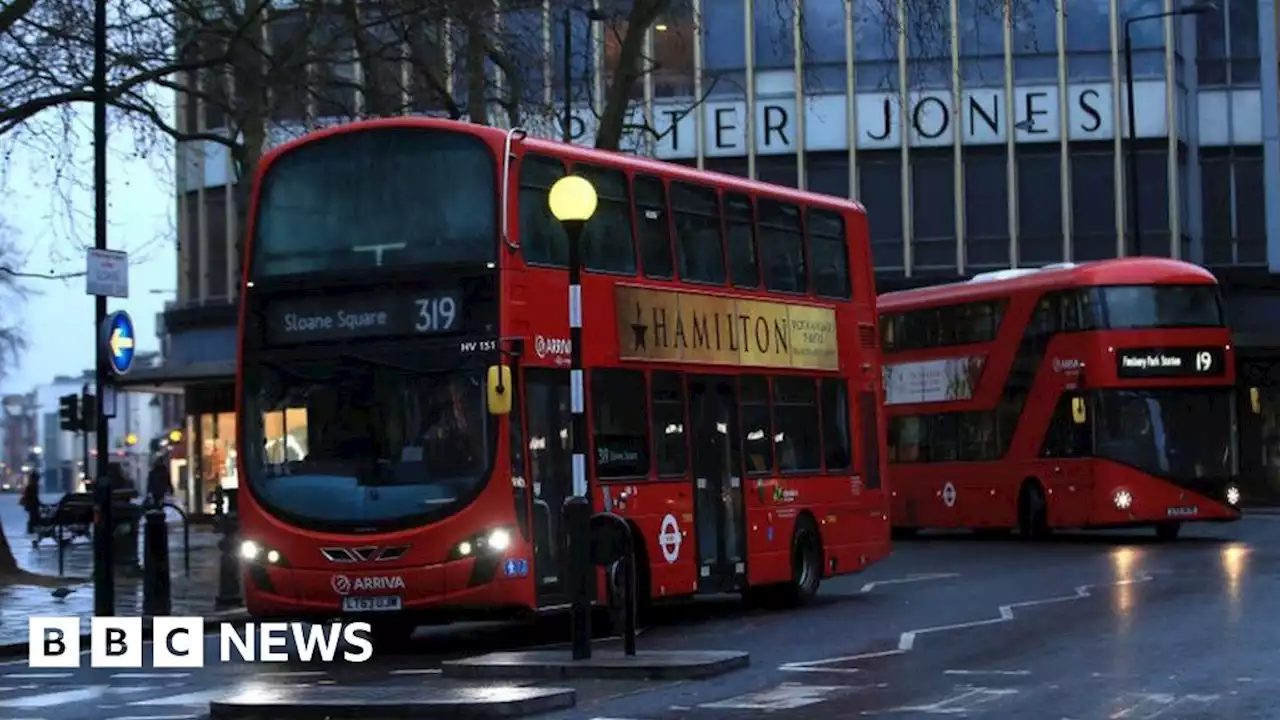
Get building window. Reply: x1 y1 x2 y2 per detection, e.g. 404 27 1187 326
963 147 1010 269
859 151 903 273
1064 0 1111 80
852 0 899 90
957 0 1005 85
652 1 695 98
802 0 847 92
1136 147 1170 256
911 150 955 271
1070 144 1117 261
591 369 649 479
1228 0 1260 84
702 0 746 95
1016 146 1063 265
753 0 794 69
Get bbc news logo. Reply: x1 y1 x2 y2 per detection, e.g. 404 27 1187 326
28 617 374 668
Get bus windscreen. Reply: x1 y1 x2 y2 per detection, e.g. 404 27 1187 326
250 128 497 277
242 355 493 527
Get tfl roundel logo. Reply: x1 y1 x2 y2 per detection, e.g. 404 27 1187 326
331 574 352 595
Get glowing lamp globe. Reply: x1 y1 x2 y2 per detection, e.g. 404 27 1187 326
548 175 598 222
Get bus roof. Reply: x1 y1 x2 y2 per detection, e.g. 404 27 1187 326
878 258 1218 313
257 116 866 217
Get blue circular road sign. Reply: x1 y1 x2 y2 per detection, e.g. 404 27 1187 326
101 310 136 376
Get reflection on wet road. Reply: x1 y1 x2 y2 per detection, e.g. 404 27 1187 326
3 515 1279 719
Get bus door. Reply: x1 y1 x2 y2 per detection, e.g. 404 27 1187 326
687 375 747 593
1041 391 1094 525
525 369 572 606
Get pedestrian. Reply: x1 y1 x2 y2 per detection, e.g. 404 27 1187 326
20 468 41 534
146 456 171 507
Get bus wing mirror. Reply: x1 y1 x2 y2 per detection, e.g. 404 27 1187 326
1071 396 1087 424
487 365 513 415
1251 387 1261 414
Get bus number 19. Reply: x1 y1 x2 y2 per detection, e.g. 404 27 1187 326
1195 351 1214 372
415 297 457 332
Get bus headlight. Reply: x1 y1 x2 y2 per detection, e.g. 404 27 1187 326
451 527 515 559
1226 485 1241 506
1113 490 1133 510
487 528 512 552
240 540 261 561
240 540 286 565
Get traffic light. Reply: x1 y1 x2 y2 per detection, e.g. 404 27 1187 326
58 394 80 432
81 393 97 425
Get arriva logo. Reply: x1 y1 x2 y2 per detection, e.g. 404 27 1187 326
534 335 571 359
331 574 406 595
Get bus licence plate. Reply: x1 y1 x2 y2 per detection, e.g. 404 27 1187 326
341 596 402 612
1167 506 1198 517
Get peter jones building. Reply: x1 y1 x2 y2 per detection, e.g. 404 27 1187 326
135 0 1280 510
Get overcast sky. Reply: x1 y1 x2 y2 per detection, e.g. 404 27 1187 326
2 107 176 396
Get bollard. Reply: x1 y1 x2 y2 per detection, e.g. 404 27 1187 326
621 546 638 657
142 505 171 616
563 495 593 661
214 492 242 609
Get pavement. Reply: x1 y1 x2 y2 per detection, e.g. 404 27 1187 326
0 493 240 652
0 492 1278 718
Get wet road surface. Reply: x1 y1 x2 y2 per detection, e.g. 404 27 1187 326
1 514 1275 719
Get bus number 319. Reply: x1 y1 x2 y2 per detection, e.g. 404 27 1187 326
415 296 457 332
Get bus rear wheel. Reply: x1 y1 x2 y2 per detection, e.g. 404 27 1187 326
1018 481 1050 540
746 517 822 609
1155 522 1181 541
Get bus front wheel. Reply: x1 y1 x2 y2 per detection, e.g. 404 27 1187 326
1018 481 1050 540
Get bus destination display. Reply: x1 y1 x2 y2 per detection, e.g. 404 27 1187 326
261 288 463 344
1115 347 1225 378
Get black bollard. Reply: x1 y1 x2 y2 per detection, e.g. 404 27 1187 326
142 505 171 616
214 489 242 609
563 496 593 660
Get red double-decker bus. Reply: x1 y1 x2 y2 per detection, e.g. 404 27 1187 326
233 117 890 639
879 258 1242 541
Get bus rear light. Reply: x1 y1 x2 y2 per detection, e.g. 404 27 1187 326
1113 490 1133 510
1226 485 1241 506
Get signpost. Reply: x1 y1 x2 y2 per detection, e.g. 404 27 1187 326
100 311 136 376
86 248 129 299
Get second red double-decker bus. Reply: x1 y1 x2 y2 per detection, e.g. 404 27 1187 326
233 117 890 639
879 258 1242 541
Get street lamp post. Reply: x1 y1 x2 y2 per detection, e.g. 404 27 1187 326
1123 2 1214 256
548 174 598 660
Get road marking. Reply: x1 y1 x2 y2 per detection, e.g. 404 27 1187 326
389 668 442 675
700 683 849 710
0 686 109 708
1109 692 1219 719
859 573 959 594
105 716 199 720
128 689 226 706
110 673 191 679
1 673 73 679
944 670 1030 677
781 576 1154 674
866 687 1018 715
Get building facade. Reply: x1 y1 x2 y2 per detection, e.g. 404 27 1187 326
156 0 1280 506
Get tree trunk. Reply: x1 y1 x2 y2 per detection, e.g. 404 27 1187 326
595 0 667 150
